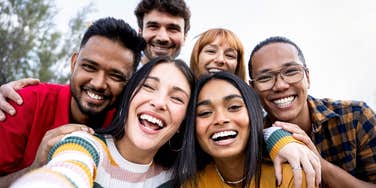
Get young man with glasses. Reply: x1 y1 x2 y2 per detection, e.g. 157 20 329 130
248 36 376 187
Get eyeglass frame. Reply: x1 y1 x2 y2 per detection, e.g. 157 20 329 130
249 64 309 91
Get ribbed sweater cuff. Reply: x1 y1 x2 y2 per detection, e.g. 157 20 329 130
265 128 302 160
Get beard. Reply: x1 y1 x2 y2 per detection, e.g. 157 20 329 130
144 40 181 60
70 84 113 117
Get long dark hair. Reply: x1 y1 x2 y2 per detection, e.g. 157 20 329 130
173 71 264 187
97 56 195 168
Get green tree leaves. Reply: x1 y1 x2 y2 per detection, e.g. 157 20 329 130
0 0 93 84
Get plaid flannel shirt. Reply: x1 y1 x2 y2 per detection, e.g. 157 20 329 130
307 95 376 183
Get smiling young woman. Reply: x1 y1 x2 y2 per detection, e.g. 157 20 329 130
173 72 311 188
11 57 195 188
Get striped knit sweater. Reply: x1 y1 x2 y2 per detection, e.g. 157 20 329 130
11 131 171 188
11 128 295 188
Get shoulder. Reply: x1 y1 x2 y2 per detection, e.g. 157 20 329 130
309 95 375 123
309 95 372 114
191 163 222 187
259 163 308 188
18 83 68 98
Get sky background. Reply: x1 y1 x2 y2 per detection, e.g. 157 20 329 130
56 0 376 109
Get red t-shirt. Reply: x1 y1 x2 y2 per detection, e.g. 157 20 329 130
0 83 114 175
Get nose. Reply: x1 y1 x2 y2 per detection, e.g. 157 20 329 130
213 109 230 126
156 28 169 42
90 71 107 90
150 92 167 111
214 52 225 66
272 73 289 91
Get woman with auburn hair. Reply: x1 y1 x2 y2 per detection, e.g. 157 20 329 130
190 28 246 81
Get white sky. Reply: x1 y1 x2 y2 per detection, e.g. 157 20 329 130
56 0 376 109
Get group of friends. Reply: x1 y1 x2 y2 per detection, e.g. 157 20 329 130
0 0 375 188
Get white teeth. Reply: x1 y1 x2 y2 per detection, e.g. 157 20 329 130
208 68 222 73
211 130 237 140
140 114 164 128
273 96 294 107
87 91 104 100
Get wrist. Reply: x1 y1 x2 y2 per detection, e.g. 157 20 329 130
265 128 303 159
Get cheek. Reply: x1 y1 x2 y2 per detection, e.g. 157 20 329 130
237 116 249 130
142 31 154 42
171 33 184 45
227 60 239 73
302 78 310 91
257 91 269 103
128 91 145 108
195 121 207 142
110 83 125 96
171 104 188 124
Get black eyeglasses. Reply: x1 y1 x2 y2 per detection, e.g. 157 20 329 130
250 64 308 91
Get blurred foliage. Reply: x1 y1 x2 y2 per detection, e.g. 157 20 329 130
0 0 94 84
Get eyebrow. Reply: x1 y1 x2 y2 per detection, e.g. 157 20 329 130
82 58 98 65
145 21 182 31
145 21 159 26
82 58 128 79
147 76 190 98
224 94 243 101
197 94 243 107
257 61 300 74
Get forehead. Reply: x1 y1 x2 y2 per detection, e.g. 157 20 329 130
143 10 185 28
199 79 240 100
78 36 134 73
252 42 302 71
149 63 190 92
201 34 238 50
204 37 235 50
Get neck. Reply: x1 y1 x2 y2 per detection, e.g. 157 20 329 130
70 98 104 128
140 56 150 65
214 155 246 186
115 135 155 165
291 101 312 134
270 101 312 134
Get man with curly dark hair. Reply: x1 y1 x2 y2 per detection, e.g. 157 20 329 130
134 0 191 67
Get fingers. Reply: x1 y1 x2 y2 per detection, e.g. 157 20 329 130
287 159 303 188
311 155 322 187
300 154 316 188
273 159 283 186
14 78 40 90
0 111 5 121
46 124 94 138
0 85 17 119
0 96 16 117
0 79 39 119
278 142 321 188
273 121 305 135
292 133 320 156
32 124 94 168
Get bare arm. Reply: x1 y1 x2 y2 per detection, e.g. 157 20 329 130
320 159 375 188
275 121 375 188
0 78 40 121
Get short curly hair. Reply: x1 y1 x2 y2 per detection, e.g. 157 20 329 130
134 0 191 34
